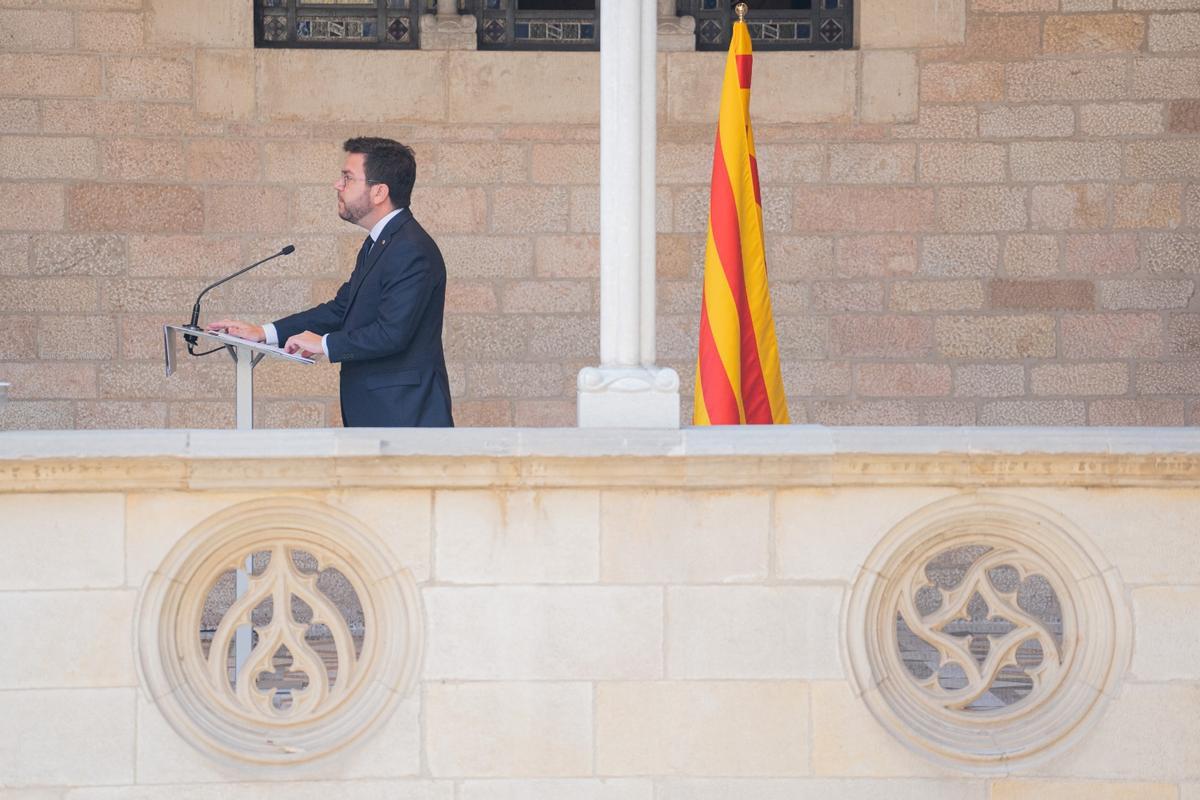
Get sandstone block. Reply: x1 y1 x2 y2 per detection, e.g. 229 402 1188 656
781 361 852 396
492 186 569 234
597 682 811 776
126 235 240 279
0 314 36 359
1114 182 1182 228
836 235 917 277
1010 141 1121 182
106 56 191 101
446 281 499 314
755 143 825 184
924 399 977 424
810 281 884 312
1030 362 1128 395
196 49 255 120
75 10 142 50
0 99 37 134
1126 140 1200 178
955 364 1026 397
600 490 769 583
0 493 124 590
206 185 288 233
773 315 830 359
860 51 918 124
0 232 29 275
460 781 649 800
1089 398 1187 425
1005 234 1060 277
668 51 855 124
261 50 446 122
40 98 139 136
76 400 168 428
434 488 598 583
860 0 965 46
810 400 920 424
1171 314 1200 356
0 401 73 430
991 278 1095 309
857 363 952 396
1130 585 1200 679
425 586 661 679
38 315 117 360
892 105 980 140
0 182 65 231
938 187 1027 232
187 139 260 183
921 235 999 276
0 591 136 688
1145 232 1200 273
1099 278 1194 308
811 681 951 777
1031 184 1109 230
500 280 591 313
0 8 72 49
992 781 1177 799
980 399 1087 424
147 0 249 46
1169 98 1200 131
1038 683 1199 779
919 142 1006 185
1061 312 1163 357
0 689 134 786
0 279 96 312
935 315 1055 358
830 315 932 358
1081 101 1166 134
260 140 341 184
450 52 597 124
434 142 529 185
68 183 202 233
0 54 100 97
655 142 710 185
890 280 986 311
924 13 1042 60
426 683 592 777
828 144 915 184
1149 11 1200 49
33 234 125 276
973 0 1057 10
1007 58 1127 100
411 186 489 235
0 136 95 180
512 399 575 426
794 187 935 233
667 586 843 679
99 138 185 182
536 235 600 278
979 105 1075 138
1044 13 1147 51
920 62 1005 103
1130 56 1200 97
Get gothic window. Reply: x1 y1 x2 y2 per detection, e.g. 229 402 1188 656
254 0 437 49
467 0 599 50
677 0 854 51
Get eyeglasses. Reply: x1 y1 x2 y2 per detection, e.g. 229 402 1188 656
336 173 380 188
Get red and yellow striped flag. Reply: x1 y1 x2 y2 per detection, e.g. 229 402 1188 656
694 19 789 426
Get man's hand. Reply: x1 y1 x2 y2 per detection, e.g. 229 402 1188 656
285 331 324 360
206 319 265 342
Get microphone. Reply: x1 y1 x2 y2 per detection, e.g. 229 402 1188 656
183 245 295 348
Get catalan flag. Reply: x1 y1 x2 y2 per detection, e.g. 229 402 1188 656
694 17 789 426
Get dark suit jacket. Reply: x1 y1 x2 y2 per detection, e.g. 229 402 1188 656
273 209 453 427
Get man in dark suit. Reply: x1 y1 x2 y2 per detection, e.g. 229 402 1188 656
207 137 453 427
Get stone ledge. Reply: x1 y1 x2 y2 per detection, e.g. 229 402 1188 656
2 427 1200 491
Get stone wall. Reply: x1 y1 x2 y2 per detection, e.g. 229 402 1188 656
0 0 1199 428
0 427 1197 795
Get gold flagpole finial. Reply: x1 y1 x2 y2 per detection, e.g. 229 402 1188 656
735 2 748 22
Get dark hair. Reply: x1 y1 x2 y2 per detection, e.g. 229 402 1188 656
343 137 416 210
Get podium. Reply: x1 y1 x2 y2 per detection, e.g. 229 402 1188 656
163 325 314 430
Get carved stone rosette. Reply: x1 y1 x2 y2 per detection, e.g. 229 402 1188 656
844 493 1129 771
135 498 423 766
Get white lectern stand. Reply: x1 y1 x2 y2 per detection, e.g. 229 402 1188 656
163 324 314 431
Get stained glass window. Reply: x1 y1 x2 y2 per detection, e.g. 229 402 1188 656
677 0 853 51
467 0 599 51
254 0 437 49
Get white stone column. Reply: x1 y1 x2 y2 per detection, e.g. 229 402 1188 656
577 0 680 428
419 0 476 50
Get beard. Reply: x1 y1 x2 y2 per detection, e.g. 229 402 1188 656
338 193 371 225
